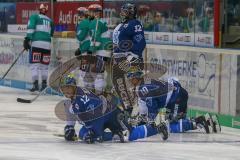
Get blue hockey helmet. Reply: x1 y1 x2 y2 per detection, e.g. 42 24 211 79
120 3 137 22
60 73 77 87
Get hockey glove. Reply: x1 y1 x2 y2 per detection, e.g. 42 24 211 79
23 37 31 50
64 125 77 141
74 48 82 60
75 48 81 56
87 51 93 55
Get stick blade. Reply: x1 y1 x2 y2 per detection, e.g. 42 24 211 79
17 98 32 103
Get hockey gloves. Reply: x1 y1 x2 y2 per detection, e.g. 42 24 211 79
23 37 31 50
75 48 82 60
64 125 77 141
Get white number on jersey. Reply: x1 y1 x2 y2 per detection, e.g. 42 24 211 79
134 25 142 32
43 19 51 33
80 95 90 104
140 86 149 96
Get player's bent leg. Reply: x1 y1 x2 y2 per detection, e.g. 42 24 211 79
169 118 193 133
128 124 158 141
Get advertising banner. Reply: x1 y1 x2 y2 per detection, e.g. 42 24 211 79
147 45 239 115
152 32 173 45
172 33 195 46
16 2 51 24
195 33 214 47
54 1 101 31
7 24 27 33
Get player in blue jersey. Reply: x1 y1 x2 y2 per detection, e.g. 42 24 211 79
113 3 146 61
126 65 221 134
111 3 146 116
59 74 168 143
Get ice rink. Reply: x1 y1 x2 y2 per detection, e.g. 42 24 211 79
0 86 239 160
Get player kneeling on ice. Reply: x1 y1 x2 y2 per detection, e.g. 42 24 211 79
126 66 221 134
59 74 168 143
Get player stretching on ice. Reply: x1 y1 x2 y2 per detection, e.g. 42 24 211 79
59 74 168 143
23 4 54 92
126 66 221 134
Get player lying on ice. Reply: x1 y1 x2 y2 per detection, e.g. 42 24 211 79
126 65 221 134
59 74 168 143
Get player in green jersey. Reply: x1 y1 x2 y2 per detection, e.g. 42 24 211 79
23 3 54 92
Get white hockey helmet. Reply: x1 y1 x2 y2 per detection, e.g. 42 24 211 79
88 4 102 12
77 7 88 17
39 3 48 14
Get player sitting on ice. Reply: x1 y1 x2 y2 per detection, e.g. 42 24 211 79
126 66 221 134
59 74 168 143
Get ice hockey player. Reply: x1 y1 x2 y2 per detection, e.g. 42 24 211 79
126 65 220 134
23 3 54 92
74 7 93 89
111 3 146 117
75 7 90 56
81 4 112 94
59 74 168 143
112 3 146 62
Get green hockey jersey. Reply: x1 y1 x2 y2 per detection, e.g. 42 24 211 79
26 14 54 50
88 18 112 57
76 18 91 53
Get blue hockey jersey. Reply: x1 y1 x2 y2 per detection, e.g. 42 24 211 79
136 78 182 120
112 19 146 58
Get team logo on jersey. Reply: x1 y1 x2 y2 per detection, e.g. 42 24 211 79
134 34 143 42
32 52 41 62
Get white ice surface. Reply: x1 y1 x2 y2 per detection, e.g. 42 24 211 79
0 86 239 160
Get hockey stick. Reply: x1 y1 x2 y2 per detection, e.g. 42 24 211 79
17 62 75 103
16 87 49 103
0 49 25 81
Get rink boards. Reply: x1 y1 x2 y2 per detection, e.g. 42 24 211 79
0 34 239 129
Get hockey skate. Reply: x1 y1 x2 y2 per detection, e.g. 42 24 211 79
40 80 47 91
211 114 221 133
30 80 39 92
194 115 210 134
156 122 169 141
83 130 95 144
